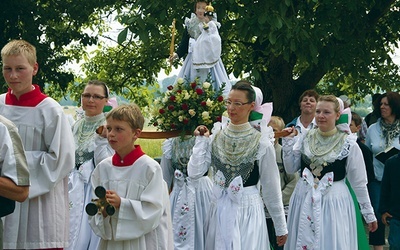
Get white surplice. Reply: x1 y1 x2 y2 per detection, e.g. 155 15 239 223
89 155 173 250
0 95 75 249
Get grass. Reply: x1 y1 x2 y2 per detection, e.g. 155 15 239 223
136 138 165 159
138 121 166 159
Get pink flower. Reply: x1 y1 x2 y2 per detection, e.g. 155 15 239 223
167 85 173 90
159 109 165 114
200 101 207 106
216 116 222 122
169 95 176 101
191 82 197 89
183 118 189 124
168 105 174 110
217 96 224 102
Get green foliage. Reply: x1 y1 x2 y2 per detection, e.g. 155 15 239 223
0 0 125 98
2 0 400 123
111 0 400 121
77 40 161 108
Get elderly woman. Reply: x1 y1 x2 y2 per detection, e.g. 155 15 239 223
365 91 400 250
283 95 377 249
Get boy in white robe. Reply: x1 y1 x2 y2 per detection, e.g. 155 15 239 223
89 104 173 250
1 39 75 249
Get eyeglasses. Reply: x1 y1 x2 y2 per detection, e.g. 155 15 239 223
224 100 252 108
81 93 106 101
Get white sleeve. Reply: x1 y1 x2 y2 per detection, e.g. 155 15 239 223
346 143 377 223
26 109 75 198
0 121 29 186
259 143 288 236
94 135 114 166
160 139 174 189
282 136 302 174
88 166 113 240
187 136 211 179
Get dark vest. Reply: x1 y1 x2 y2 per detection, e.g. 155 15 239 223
301 155 347 181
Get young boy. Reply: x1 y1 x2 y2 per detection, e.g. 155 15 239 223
0 115 30 250
379 137 400 249
89 104 173 250
1 39 75 249
350 112 375 183
266 116 298 250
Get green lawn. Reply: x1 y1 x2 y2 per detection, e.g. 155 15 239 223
137 137 164 159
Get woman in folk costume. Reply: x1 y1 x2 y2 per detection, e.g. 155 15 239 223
282 95 377 249
67 80 115 250
160 134 212 250
188 80 288 249
170 1 231 97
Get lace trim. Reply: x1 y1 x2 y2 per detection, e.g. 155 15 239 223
359 202 377 223
211 123 260 187
73 113 105 165
302 130 350 170
185 13 202 39
170 136 196 176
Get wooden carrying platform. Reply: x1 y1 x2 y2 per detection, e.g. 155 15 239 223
139 130 290 139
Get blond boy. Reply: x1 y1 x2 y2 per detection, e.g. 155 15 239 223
89 104 173 250
1 39 74 249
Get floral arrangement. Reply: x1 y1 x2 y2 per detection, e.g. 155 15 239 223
149 77 226 134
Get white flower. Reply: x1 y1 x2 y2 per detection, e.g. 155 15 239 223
202 111 210 120
162 96 168 103
189 109 196 117
179 116 184 122
157 118 163 124
177 78 184 84
203 81 211 89
183 92 190 100
206 98 213 106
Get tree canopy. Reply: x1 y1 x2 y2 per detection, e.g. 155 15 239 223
2 1 400 122
112 0 400 121
0 0 123 95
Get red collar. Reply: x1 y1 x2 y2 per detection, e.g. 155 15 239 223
112 145 145 167
5 84 47 107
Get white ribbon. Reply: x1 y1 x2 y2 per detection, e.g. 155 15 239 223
172 169 195 248
213 171 243 250
296 168 333 250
